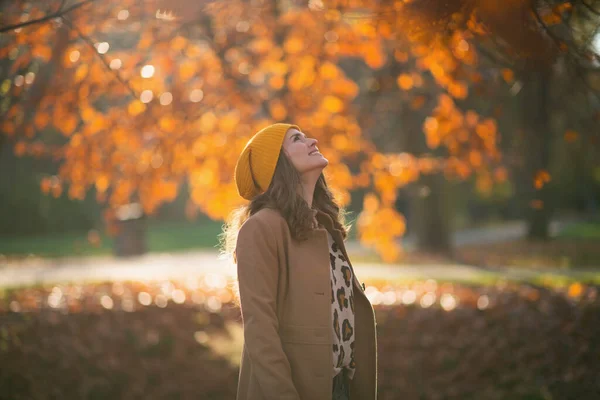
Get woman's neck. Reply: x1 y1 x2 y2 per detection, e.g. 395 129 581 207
299 170 321 208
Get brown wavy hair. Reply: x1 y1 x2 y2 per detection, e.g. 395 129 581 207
219 148 350 263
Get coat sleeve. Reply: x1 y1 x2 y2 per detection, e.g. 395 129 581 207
235 217 300 400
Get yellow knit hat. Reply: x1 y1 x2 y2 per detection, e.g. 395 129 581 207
234 123 300 200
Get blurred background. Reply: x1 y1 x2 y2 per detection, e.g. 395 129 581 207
1 0 600 399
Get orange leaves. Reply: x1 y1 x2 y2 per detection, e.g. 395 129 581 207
533 170 551 190
170 36 188 51
423 94 501 177
388 153 421 186
179 60 197 81
324 163 353 190
110 180 134 207
268 61 289 76
530 199 544 209
358 193 406 262
363 192 379 212
541 11 562 26
95 174 110 193
34 112 50 130
363 44 386 69
74 64 89 83
269 100 288 120
424 117 441 148
191 182 244 220
197 112 218 133
142 180 180 213
475 172 493 196
191 165 216 186
448 81 468 99
410 95 426 110
14 142 27 156
40 176 62 198
249 38 274 55
269 75 286 90
56 114 78 136
284 37 305 54
32 44 52 62
564 130 579 142
138 32 154 50
319 62 340 80
321 95 344 113
218 112 240 133
85 115 108 137
494 166 508 182
128 100 146 116
331 134 349 151
501 69 514 83
159 116 177 132
287 56 317 90
397 74 414 90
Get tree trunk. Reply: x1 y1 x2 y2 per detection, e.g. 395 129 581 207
520 71 553 240
411 173 452 254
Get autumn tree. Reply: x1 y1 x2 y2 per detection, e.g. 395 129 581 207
1 0 406 259
324 0 600 241
3 0 598 261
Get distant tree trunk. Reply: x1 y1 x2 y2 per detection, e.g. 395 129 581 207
355 58 453 254
411 173 452 254
0 133 5 160
401 103 453 255
520 70 554 240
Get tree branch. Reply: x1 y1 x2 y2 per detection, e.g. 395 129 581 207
581 0 600 16
61 16 138 100
0 0 96 33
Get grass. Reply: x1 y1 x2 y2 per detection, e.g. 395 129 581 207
455 220 600 269
0 218 225 260
2 217 600 270
558 220 600 239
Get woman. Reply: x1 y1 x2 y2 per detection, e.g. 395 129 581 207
222 123 377 400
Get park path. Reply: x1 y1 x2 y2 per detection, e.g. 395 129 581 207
1 248 598 289
344 217 578 255
1 216 595 289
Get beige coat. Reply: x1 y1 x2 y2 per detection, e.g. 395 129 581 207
235 207 377 400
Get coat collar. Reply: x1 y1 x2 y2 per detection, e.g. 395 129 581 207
313 208 343 240
314 209 334 230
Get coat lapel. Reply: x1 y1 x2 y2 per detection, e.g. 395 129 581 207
314 210 365 294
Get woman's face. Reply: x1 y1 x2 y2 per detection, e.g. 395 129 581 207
282 128 328 175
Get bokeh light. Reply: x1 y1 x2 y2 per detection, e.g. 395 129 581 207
172 289 186 304
194 331 209 345
140 64 155 78
189 89 204 103
401 290 417 305
117 9 129 20
140 89 153 103
25 72 35 84
109 59 122 70
138 291 152 306
96 42 110 54
100 295 114 309
159 92 173 105
477 295 490 310
420 292 436 308
440 293 458 311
